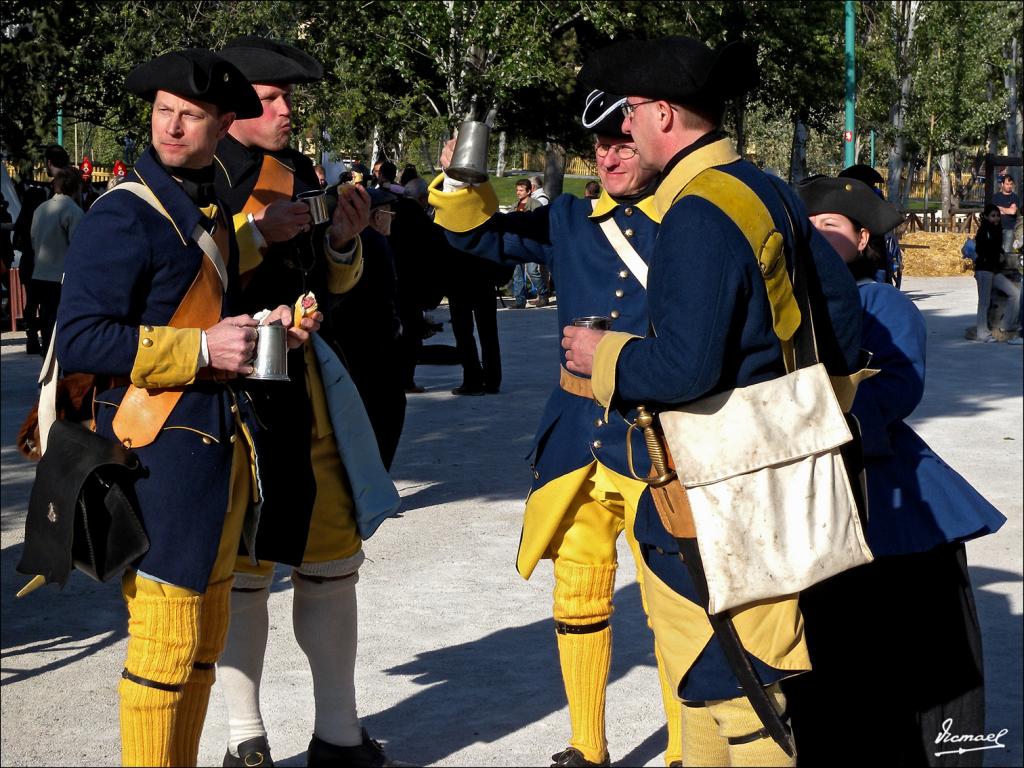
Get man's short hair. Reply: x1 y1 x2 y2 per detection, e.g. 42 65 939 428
585 181 601 197
52 166 81 196
516 179 532 190
403 177 428 203
44 145 70 169
530 175 544 188
379 160 397 183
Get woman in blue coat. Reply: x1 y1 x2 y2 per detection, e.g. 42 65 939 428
787 176 1006 767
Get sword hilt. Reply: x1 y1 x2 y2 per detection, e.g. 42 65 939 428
636 406 676 487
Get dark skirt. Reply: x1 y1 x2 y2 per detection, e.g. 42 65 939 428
784 543 985 767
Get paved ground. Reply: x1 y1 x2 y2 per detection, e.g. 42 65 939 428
1 276 1021 767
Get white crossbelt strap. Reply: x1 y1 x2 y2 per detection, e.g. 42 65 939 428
591 198 648 289
114 182 229 291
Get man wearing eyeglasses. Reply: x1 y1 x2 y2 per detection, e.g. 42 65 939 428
565 37 864 767
428 91 683 768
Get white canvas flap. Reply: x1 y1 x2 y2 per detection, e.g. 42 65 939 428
660 363 852 486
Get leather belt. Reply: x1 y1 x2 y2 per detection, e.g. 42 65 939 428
559 366 595 400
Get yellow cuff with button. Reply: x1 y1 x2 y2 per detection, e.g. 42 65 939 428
427 173 500 233
326 235 364 294
129 325 202 388
592 331 640 421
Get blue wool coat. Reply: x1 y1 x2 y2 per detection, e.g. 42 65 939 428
852 280 1005 556
446 192 657 492
57 147 246 592
609 149 864 702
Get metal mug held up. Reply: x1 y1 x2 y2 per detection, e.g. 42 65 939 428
294 189 329 226
446 107 498 185
247 322 290 381
573 315 612 331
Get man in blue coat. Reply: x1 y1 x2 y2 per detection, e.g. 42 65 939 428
429 92 682 768
56 50 318 766
565 37 864 766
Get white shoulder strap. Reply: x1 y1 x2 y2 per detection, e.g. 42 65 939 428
591 198 648 289
114 182 228 291
36 332 59 455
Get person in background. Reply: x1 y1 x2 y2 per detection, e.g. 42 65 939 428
530 174 550 205
510 179 548 309
399 164 419 186
992 174 1020 255
331 187 408 466
313 164 327 188
12 184 48 354
30 166 83 352
971 202 1021 342
583 180 601 199
791 175 1005 766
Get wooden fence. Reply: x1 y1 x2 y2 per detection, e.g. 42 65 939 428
5 162 116 184
521 152 597 176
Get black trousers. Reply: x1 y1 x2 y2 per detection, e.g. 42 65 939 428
785 543 986 767
448 283 500 391
31 279 61 353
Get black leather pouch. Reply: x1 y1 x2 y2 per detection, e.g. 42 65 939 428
17 420 149 587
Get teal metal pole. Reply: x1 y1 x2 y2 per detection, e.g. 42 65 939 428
57 108 63 146
844 1 856 167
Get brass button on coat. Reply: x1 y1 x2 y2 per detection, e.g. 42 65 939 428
202 436 213 445
624 207 633 216
592 440 603 449
615 289 624 298
610 310 621 319
229 434 237 444
624 228 634 237
619 269 629 279
142 325 154 332
594 418 604 428
141 338 153 348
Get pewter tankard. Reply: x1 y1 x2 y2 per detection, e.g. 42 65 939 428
447 107 498 184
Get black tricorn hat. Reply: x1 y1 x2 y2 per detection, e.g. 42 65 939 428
581 90 629 138
797 176 903 235
219 36 323 85
578 36 758 108
125 48 261 119
839 163 885 188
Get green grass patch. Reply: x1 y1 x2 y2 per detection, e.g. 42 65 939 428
489 174 596 207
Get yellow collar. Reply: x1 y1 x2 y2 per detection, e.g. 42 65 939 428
588 189 660 221
653 138 741 219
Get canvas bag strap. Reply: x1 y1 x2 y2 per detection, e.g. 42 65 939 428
591 198 649 288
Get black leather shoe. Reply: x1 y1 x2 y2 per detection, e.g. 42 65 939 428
451 385 485 396
550 747 610 767
223 736 274 767
307 730 393 767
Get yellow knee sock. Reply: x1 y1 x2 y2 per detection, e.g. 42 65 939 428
172 577 233 766
119 579 202 767
553 561 617 765
680 704 730 767
655 643 683 766
709 684 794 768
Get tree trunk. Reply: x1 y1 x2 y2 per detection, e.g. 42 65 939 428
544 141 565 199
1005 34 1023 188
939 152 953 225
887 0 919 204
369 126 381 169
496 131 507 177
733 101 747 156
789 116 809 184
901 154 916 211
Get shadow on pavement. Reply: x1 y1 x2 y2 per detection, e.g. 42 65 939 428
355 581 663 768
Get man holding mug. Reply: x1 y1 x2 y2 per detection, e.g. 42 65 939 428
428 91 683 768
213 36 400 768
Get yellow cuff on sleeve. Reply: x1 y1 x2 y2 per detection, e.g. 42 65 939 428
130 326 201 388
233 212 266 275
327 235 363 294
592 331 640 420
427 173 499 233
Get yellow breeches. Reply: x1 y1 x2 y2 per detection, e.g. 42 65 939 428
235 348 361 578
119 432 251 766
539 461 682 766
680 684 795 767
